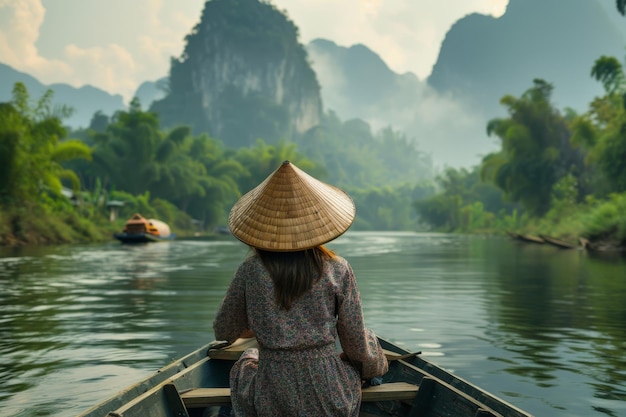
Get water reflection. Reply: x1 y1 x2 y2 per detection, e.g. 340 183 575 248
483 241 626 416
0 233 625 417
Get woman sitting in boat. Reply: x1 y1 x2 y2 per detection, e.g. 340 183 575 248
213 161 389 416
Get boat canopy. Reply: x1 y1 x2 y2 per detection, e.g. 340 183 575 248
148 219 171 238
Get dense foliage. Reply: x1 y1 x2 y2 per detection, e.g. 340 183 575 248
296 112 432 189
412 0 626 245
482 79 586 216
12 83 429 238
414 166 518 232
0 84 111 245
0 84 91 206
413 66 626 246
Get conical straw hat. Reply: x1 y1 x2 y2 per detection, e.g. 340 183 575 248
228 161 355 251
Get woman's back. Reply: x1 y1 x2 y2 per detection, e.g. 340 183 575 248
236 255 349 350
218 254 380 417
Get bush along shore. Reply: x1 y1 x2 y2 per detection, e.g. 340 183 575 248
0 208 115 246
2 191 625 253
513 192 626 253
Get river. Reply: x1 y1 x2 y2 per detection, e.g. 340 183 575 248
1 231 625 417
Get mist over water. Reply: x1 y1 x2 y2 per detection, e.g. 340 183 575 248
1 232 625 417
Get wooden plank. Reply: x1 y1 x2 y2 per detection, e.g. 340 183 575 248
181 388 231 408
361 382 419 402
208 338 419 362
181 382 419 408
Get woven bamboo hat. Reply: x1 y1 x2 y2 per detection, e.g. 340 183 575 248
228 161 355 251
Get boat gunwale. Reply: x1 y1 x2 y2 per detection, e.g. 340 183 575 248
77 344 209 417
77 338 534 417
377 338 533 417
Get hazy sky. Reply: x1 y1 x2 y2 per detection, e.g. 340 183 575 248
0 0 508 101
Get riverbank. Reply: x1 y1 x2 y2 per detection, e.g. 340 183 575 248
2 191 625 251
0 207 224 247
0 208 116 246
506 193 626 253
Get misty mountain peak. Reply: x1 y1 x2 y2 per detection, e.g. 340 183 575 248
150 0 322 147
428 0 625 116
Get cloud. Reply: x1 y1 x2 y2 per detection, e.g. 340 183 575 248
62 43 138 96
0 0 205 101
0 0 71 78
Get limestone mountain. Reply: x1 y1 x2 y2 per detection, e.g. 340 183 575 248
151 0 321 148
428 0 626 118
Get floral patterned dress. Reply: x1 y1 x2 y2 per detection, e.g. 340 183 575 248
213 254 389 417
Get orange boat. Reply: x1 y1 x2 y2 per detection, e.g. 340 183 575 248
114 213 175 243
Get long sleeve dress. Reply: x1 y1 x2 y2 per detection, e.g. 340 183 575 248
213 254 389 417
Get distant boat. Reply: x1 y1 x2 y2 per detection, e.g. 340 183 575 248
538 234 577 249
114 213 175 243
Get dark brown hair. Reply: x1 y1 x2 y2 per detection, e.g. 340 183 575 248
256 246 335 310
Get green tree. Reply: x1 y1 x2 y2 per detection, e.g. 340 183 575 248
180 133 246 227
89 110 110 133
350 184 423 230
482 79 584 216
148 126 208 203
91 99 167 195
414 193 462 230
591 56 626 95
0 83 91 207
296 111 432 190
234 139 321 194
587 56 626 192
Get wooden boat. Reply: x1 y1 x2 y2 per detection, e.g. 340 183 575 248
538 234 577 249
114 213 176 243
77 337 534 417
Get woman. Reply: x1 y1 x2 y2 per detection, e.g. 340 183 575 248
213 161 388 417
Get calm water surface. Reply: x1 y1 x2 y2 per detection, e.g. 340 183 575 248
1 232 625 417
